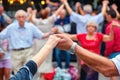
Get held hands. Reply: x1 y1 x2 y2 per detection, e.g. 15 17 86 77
111 4 118 10
32 10 37 15
49 27 59 35
55 34 73 50
102 0 109 6
46 35 60 49
46 34 75 51
60 0 67 4
75 2 81 9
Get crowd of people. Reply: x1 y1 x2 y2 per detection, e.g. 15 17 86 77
0 0 120 80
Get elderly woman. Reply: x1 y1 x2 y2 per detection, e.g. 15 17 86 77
65 21 116 80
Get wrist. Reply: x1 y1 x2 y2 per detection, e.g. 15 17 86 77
64 2 69 6
68 42 77 54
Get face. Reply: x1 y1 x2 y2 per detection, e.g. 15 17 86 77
105 14 111 22
16 13 26 27
86 25 96 33
60 10 66 20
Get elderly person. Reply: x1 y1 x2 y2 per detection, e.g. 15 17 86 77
54 8 71 69
0 9 57 74
31 5 64 80
60 21 118 80
10 35 60 80
61 0 109 34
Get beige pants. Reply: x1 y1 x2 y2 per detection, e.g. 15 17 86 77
11 47 34 74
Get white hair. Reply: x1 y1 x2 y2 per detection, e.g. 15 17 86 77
15 9 27 18
86 21 98 30
83 4 92 14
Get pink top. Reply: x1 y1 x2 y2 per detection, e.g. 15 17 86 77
105 20 120 57
77 33 103 54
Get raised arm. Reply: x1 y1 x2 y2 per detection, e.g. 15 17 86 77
103 21 120 42
46 0 59 7
111 4 120 19
56 34 119 77
31 9 37 23
32 35 60 67
75 2 85 15
101 0 109 16
53 4 64 16
61 0 72 15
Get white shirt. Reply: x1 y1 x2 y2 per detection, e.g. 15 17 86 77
111 54 120 75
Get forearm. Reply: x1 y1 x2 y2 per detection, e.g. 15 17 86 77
101 3 108 16
54 4 64 16
75 45 118 76
42 32 50 39
64 2 73 15
46 0 58 6
31 44 53 67
78 7 85 15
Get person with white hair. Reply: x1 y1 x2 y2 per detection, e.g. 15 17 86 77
61 0 109 34
60 21 119 80
0 9 58 74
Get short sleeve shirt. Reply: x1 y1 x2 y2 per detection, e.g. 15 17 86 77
77 33 103 54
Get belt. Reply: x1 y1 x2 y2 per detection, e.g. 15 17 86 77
12 47 31 51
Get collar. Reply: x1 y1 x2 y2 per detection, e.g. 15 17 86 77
16 21 27 29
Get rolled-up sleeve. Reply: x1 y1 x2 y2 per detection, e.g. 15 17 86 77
32 24 44 39
10 60 37 80
92 13 104 24
0 26 9 39
111 55 120 75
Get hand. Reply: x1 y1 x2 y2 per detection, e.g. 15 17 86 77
50 27 59 35
55 34 73 50
45 35 60 49
102 0 109 6
32 10 37 15
27 7 33 14
0 53 5 58
111 4 118 10
61 0 67 4
75 2 81 9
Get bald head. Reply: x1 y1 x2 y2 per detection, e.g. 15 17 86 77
59 9 66 20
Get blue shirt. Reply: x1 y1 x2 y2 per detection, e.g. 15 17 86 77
55 17 71 33
0 21 44 49
70 12 104 34
10 60 37 80
55 16 70 26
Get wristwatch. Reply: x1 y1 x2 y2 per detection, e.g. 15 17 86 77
68 42 77 54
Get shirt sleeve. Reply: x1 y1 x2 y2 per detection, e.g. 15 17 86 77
10 60 37 80
111 55 120 75
70 12 87 24
32 24 44 39
92 13 104 24
32 18 41 25
0 25 10 39
48 14 57 24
